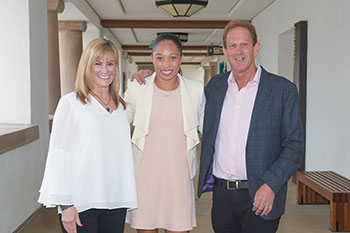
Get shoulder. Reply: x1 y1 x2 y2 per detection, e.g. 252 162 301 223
58 92 79 106
128 75 153 92
53 92 80 118
261 68 296 90
181 76 203 89
206 72 230 88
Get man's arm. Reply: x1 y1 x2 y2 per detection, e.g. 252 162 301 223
129 69 152 84
253 83 303 216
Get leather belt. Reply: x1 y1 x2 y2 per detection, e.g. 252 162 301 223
214 177 249 190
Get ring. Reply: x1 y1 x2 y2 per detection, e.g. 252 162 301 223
264 206 269 209
64 224 68 227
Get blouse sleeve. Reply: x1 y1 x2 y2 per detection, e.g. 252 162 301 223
38 95 76 207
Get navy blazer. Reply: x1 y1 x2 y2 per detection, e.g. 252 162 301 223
197 67 304 220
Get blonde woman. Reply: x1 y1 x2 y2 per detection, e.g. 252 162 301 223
39 38 137 233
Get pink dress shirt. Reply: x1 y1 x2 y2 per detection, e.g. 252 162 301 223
213 64 261 181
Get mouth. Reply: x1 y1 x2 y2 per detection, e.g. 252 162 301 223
98 75 110 80
161 70 173 76
235 57 245 61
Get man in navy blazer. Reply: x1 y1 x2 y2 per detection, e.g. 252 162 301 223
197 20 303 233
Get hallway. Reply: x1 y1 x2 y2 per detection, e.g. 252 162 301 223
16 181 335 233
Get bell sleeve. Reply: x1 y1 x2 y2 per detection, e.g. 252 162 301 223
38 95 76 207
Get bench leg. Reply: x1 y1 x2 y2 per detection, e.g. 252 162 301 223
297 181 329 204
330 194 350 231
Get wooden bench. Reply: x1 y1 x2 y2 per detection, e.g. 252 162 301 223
297 171 350 231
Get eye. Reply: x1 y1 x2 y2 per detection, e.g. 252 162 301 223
94 62 102 66
107 62 115 67
229 43 237 48
170 56 177 61
155 56 162 61
242 42 249 47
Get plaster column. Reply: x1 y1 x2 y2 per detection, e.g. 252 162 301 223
58 21 87 95
210 61 218 77
47 0 64 116
203 65 211 86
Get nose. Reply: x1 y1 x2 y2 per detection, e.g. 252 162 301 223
101 63 108 73
163 58 171 68
236 44 244 52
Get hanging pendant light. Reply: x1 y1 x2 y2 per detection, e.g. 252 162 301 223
155 0 208 17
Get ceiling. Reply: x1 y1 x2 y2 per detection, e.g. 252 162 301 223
58 0 276 65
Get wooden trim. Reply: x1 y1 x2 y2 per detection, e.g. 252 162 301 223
101 20 230 29
136 62 200 65
58 21 87 32
122 45 209 51
128 52 208 56
0 124 39 154
294 21 307 172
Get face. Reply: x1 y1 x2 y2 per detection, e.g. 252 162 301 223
223 27 260 77
152 40 183 82
90 52 116 91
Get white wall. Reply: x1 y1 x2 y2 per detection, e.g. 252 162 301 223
83 23 101 49
253 0 350 177
0 0 31 124
277 28 294 82
0 0 49 232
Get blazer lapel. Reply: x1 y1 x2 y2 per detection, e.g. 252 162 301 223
213 73 230 126
179 74 197 133
179 74 200 150
248 67 273 136
132 73 156 139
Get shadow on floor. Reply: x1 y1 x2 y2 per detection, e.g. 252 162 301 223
17 181 339 233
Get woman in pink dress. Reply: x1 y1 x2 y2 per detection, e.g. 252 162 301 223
125 33 205 233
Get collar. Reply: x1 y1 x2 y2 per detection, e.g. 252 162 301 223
228 62 261 87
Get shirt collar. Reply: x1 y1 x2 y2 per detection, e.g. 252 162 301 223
228 62 261 86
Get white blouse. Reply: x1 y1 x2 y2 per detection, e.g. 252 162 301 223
38 92 137 213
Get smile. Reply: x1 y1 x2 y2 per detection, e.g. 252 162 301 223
98 75 110 79
161 70 173 75
235 57 245 61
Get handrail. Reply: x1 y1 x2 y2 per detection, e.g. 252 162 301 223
0 124 39 154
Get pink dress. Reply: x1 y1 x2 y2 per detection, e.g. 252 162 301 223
126 84 197 231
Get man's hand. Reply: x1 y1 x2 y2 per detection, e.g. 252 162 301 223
61 206 83 233
130 69 153 85
252 183 275 216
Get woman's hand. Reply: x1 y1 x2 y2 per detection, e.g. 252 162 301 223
61 206 83 233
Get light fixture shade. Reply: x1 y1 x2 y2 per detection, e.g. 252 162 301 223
155 0 208 17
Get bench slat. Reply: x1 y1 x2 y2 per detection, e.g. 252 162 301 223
297 171 350 231
315 171 350 189
303 171 350 193
297 172 333 200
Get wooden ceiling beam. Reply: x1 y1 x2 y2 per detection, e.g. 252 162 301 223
128 52 208 56
122 45 210 51
136 62 200 65
101 20 230 29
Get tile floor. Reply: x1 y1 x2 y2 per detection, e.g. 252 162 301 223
16 180 344 233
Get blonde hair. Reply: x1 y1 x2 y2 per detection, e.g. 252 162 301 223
75 38 126 109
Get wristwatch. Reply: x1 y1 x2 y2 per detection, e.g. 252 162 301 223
59 205 73 211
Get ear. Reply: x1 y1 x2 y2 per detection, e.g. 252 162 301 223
223 46 229 61
151 54 155 65
180 54 184 63
254 42 260 57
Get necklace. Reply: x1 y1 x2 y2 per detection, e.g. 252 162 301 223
90 91 111 112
